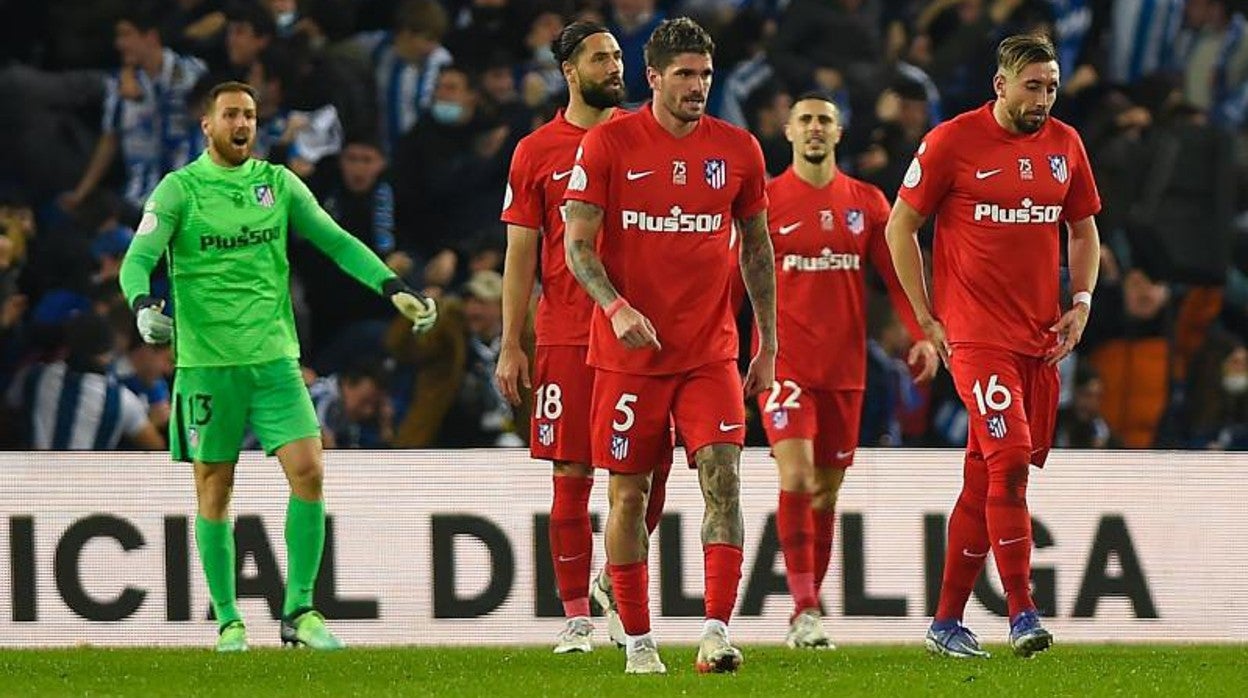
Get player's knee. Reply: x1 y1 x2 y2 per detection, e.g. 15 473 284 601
195 483 231 519
553 461 593 478
812 487 838 513
986 446 1031 502
610 483 648 516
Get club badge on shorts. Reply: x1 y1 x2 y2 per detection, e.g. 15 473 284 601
610 434 630 460
986 413 1008 440
538 423 555 447
771 409 789 429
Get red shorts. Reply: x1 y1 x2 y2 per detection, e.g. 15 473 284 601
948 345 1059 467
758 381 862 469
530 345 593 464
592 360 744 474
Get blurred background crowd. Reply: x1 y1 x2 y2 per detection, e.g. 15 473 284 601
1 0 1246 452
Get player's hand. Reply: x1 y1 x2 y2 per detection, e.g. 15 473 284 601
908 339 940 382
494 343 530 406
610 305 661 351
391 290 438 334
1046 303 1089 365
743 347 776 397
135 298 173 344
920 317 952 368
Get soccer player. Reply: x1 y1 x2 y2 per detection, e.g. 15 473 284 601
496 21 672 654
886 34 1101 658
119 81 437 652
763 93 939 648
563 18 776 675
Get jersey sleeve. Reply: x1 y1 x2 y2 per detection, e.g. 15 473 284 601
865 185 924 342
733 133 769 220
283 167 397 295
119 387 149 438
562 127 610 210
1062 133 1101 223
500 138 543 229
897 126 956 217
119 174 185 306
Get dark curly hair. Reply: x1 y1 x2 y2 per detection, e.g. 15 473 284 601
644 17 715 72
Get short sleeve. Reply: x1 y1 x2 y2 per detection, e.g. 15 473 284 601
562 127 611 210
896 126 956 216
101 74 121 134
500 138 543 229
119 388 149 437
732 133 769 220
1062 134 1101 223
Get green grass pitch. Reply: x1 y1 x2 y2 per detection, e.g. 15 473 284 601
1 645 1245 696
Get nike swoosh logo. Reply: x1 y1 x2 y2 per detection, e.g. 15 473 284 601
778 222 802 235
557 553 587 562
835 450 854 459
626 169 654 181
552 169 573 181
962 548 989 558
975 168 1002 180
998 536 1028 546
718 421 744 432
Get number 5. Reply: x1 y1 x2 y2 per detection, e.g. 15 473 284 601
612 393 638 432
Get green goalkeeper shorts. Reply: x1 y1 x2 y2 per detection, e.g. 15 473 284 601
170 357 320 463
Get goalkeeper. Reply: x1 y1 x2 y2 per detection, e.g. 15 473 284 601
119 81 436 652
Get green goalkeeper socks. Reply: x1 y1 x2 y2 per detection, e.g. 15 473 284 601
194 515 241 628
283 495 326 617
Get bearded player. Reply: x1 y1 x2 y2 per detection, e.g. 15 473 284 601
496 21 671 654
886 34 1101 658
763 92 939 648
563 18 776 675
119 82 436 652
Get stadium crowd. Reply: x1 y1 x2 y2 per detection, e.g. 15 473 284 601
1 0 1246 451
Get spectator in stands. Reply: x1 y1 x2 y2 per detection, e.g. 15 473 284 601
224 0 277 78
713 9 776 128
1055 363 1118 448
444 0 529 70
249 44 344 177
295 133 403 367
862 296 921 446
356 0 454 155
1187 330 1248 449
386 270 520 447
395 65 513 288
770 0 882 113
1173 0 1248 127
62 1 207 220
4 312 163 450
113 326 174 432
858 77 933 199
609 0 666 102
308 361 394 448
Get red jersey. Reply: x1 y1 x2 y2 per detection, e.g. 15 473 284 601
501 109 625 346
564 106 768 375
757 168 923 390
898 102 1101 357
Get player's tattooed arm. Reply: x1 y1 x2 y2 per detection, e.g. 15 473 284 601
564 200 623 306
737 210 777 351
696 445 745 547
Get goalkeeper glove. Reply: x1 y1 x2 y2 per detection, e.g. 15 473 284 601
384 279 437 334
133 295 173 344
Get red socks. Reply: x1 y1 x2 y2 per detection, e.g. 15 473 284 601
777 490 818 614
813 507 836 595
985 447 1035 618
935 453 990 621
703 543 743 624
550 475 593 618
608 561 650 635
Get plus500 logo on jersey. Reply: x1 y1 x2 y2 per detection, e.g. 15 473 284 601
200 226 281 251
781 248 861 272
621 206 723 233
973 198 1063 224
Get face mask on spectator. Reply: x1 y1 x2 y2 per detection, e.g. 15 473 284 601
431 100 464 124
1223 373 1248 395
533 46 556 65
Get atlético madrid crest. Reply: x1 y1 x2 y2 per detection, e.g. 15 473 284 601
254 184 275 207
704 158 727 190
1048 155 1068 184
845 209 865 235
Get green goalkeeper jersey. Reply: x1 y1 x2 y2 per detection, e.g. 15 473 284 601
120 151 397 367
